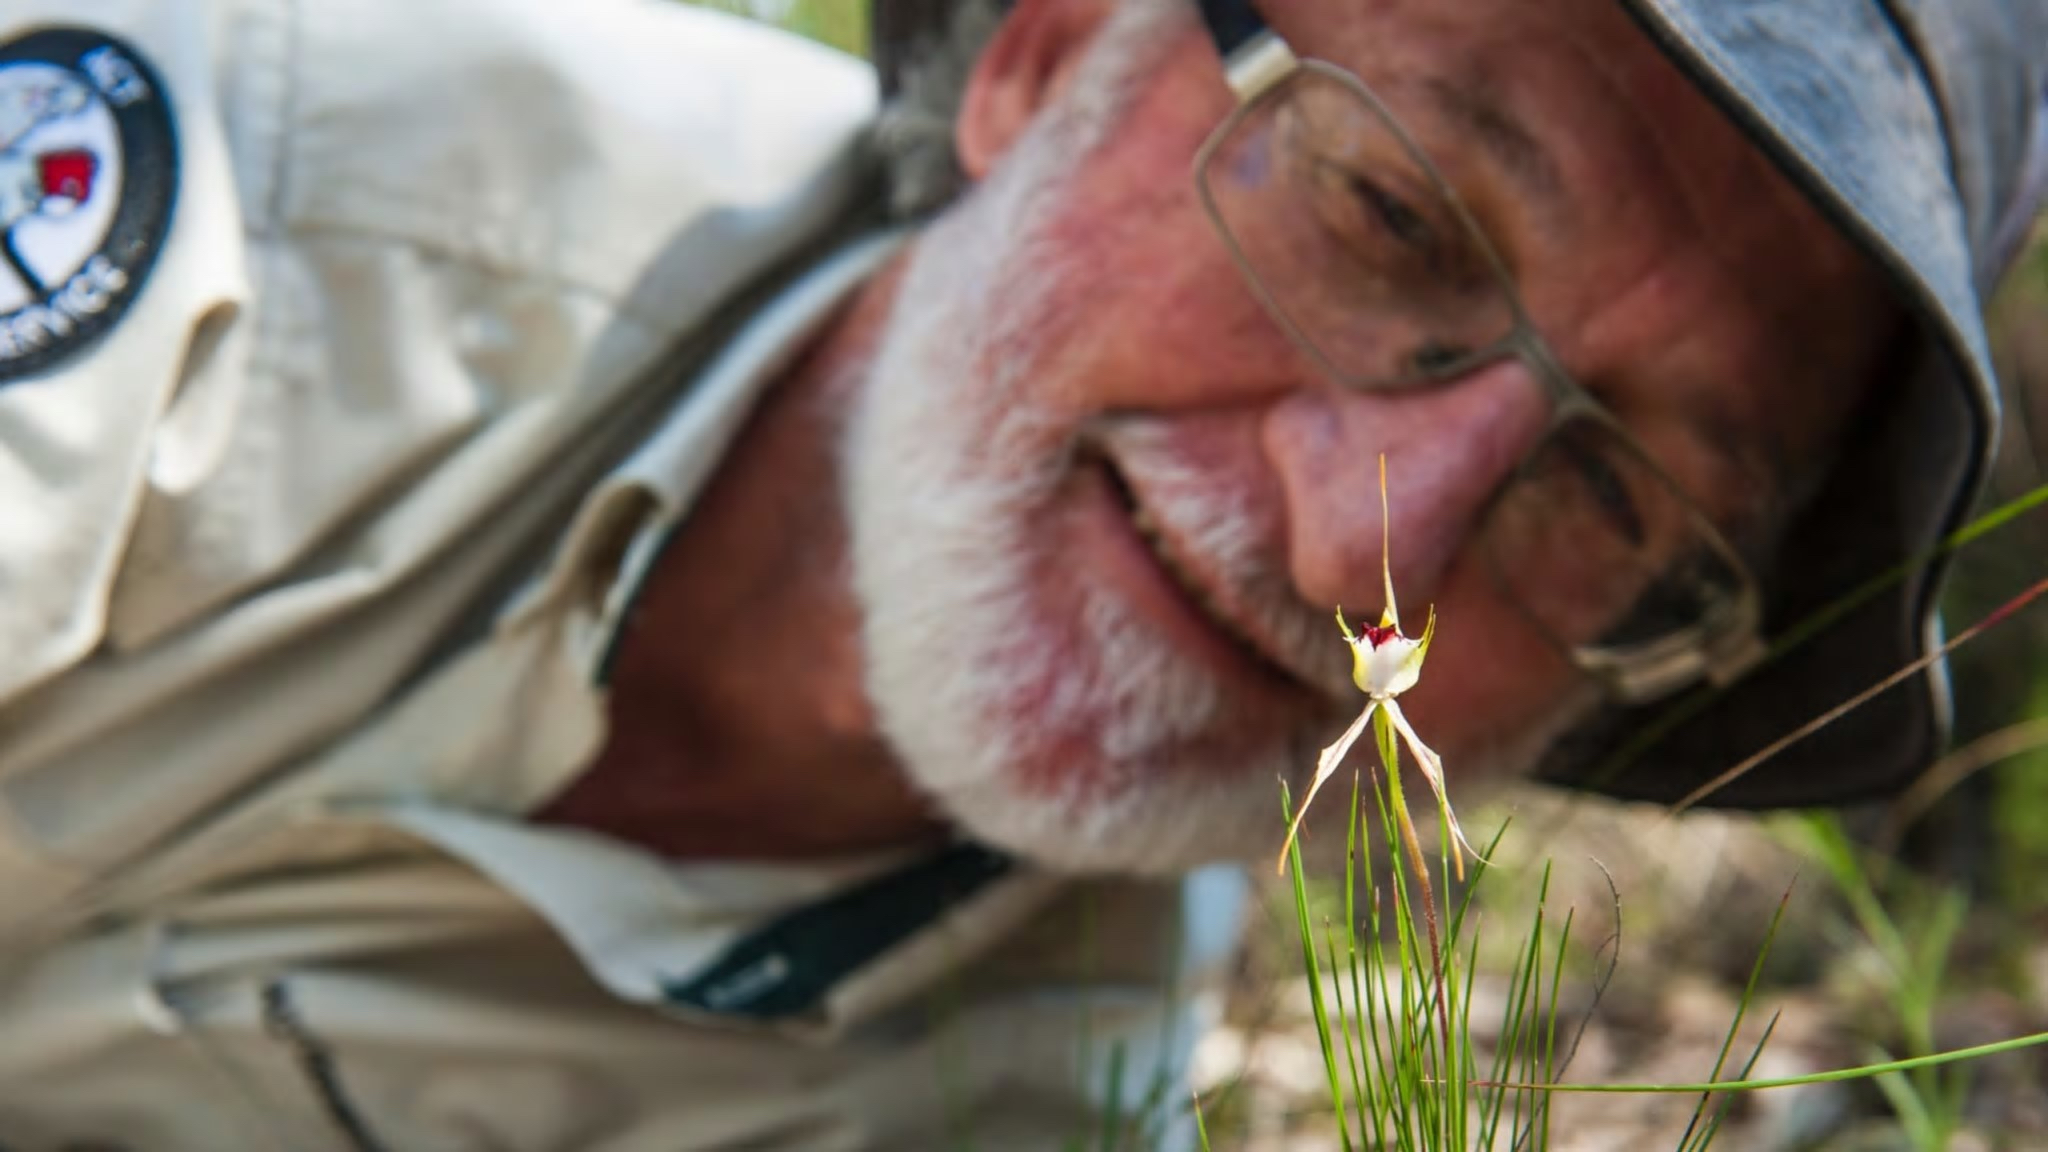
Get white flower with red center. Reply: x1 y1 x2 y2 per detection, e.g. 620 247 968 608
1277 458 1480 879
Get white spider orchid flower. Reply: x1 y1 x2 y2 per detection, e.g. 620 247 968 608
1276 459 1482 879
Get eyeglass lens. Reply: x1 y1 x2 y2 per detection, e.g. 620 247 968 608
1197 63 1755 680
1200 67 1515 385
1484 416 1749 654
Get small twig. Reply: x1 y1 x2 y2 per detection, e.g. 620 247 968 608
1551 858 1622 1084
1879 716 2048 851
1666 573 2048 815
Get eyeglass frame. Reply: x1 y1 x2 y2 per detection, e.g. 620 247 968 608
1187 13 1766 704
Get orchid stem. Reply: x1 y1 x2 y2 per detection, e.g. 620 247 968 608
1380 708 1453 1053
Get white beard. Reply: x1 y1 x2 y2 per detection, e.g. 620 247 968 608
845 3 1301 874
843 1 1582 874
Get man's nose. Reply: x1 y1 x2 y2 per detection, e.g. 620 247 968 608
1263 360 1554 615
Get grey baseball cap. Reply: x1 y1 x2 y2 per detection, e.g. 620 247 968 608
871 0 2048 807
1540 0 2046 807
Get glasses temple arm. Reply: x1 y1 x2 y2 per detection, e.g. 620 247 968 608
1195 0 1300 101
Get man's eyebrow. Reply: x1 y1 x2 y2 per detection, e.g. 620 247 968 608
1423 77 1563 203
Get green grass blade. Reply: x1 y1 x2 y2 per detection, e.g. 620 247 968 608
1870 1063 1938 1151
1802 814 1910 974
1483 897 1543 1150
1282 782 1359 1152
1676 882 1792 1148
1535 898 1574 1150
1337 773 1383 1144
1483 1028 2048 1094
1323 923 1374 1141
1684 1010 1782 1152
1095 1041 1125 1152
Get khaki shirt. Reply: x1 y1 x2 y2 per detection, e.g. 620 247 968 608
0 1 1246 1148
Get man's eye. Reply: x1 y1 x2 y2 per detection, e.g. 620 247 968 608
1348 170 1433 248
1556 435 1647 546
1409 341 1470 376
1307 158 1439 268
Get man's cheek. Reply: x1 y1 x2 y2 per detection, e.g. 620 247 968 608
1401 574 1583 764
1029 189 1287 405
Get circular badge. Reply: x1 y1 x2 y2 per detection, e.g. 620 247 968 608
0 28 175 385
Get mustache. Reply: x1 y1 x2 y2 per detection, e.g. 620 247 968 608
1079 415 1358 704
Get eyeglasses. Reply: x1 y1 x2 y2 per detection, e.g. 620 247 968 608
1190 11 1764 704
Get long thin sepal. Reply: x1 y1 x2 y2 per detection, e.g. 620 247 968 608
1277 700 1379 874
1379 453 1398 630
1385 698 1484 880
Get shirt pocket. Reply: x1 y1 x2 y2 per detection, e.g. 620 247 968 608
0 0 249 707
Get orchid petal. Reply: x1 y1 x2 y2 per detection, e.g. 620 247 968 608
1335 605 1356 642
1385 698 1483 881
1380 604 1437 697
1277 700 1379 875
1357 634 1422 696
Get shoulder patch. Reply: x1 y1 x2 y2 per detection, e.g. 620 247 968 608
0 28 175 385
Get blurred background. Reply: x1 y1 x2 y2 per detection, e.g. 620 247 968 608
686 0 868 55
686 3 2048 1148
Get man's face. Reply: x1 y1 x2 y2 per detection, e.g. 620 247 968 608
846 0 1893 871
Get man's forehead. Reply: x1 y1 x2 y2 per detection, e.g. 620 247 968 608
1251 0 1646 63
1421 76 1564 204
1240 0 1681 207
